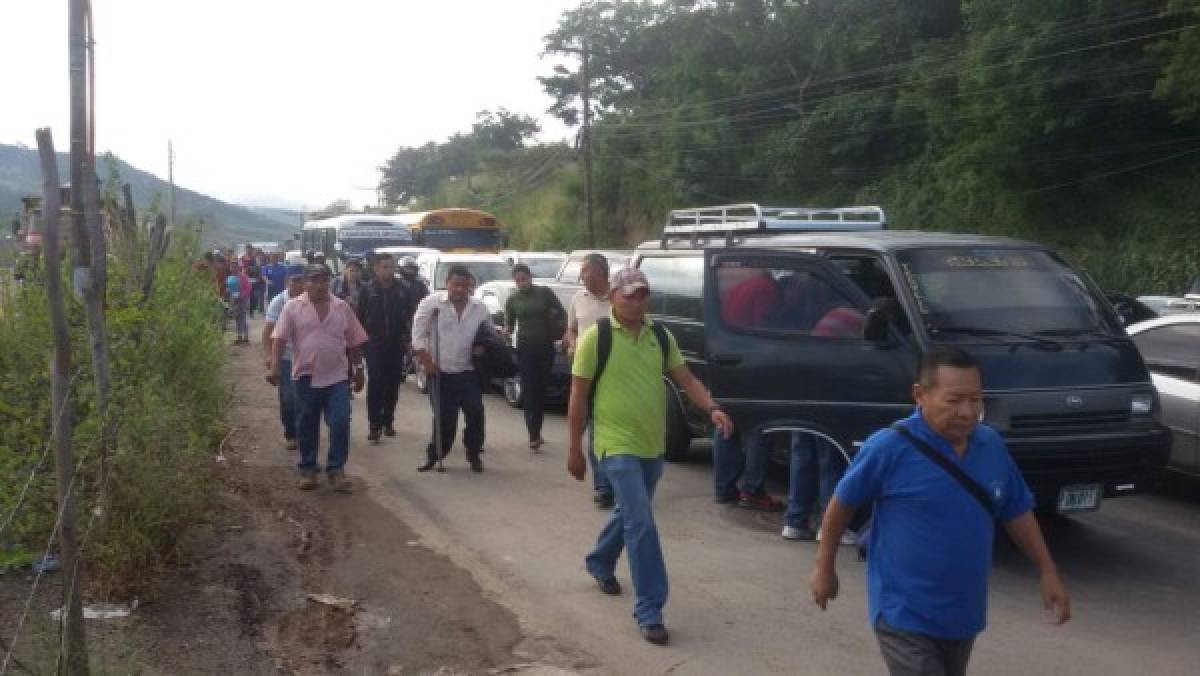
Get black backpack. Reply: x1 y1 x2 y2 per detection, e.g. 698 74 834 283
588 318 670 415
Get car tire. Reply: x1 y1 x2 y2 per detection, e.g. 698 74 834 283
503 376 523 408
415 364 430 394
664 387 692 462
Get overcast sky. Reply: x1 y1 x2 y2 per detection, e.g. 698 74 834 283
1 0 580 210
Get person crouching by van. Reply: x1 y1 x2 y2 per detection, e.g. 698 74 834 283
566 268 733 646
781 434 854 543
810 347 1070 676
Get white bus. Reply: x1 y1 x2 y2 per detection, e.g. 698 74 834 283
299 214 416 270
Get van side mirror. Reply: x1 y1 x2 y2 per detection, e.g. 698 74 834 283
863 307 891 342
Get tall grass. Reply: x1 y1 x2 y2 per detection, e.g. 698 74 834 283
0 230 228 597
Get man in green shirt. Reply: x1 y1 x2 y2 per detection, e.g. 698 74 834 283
504 263 567 450
567 268 733 646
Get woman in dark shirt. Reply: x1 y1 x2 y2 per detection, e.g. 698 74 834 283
504 263 566 450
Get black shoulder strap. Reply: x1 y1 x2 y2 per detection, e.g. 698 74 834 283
651 322 669 371
890 423 998 519
588 318 613 415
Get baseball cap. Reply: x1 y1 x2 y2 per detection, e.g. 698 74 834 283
611 267 650 296
303 263 332 279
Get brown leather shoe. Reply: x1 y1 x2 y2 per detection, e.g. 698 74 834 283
328 472 353 493
298 471 318 491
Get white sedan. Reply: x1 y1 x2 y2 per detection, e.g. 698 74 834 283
1127 314 1200 476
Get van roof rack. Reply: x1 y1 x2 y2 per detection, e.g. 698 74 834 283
663 204 886 237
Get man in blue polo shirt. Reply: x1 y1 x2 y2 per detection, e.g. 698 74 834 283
810 347 1070 676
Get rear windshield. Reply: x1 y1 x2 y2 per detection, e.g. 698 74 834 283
434 261 512 289
896 248 1117 338
525 258 565 278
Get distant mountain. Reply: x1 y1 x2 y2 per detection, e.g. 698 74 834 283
0 143 299 248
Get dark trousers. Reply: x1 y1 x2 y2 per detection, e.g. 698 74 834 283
365 339 406 430
517 341 555 442
427 372 485 463
250 282 266 316
875 619 976 676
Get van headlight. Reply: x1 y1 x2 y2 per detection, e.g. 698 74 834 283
1131 393 1155 416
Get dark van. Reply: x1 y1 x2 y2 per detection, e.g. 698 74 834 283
637 204 1170 512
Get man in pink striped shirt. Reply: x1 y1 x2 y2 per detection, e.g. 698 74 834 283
268 264 369 492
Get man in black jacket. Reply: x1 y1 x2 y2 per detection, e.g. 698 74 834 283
357 254 413 442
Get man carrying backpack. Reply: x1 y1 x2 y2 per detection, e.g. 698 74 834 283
810 347 1070 676
566 268 733 646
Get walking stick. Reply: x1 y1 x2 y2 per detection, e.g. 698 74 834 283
431 307 446 472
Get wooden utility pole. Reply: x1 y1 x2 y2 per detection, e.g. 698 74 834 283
168 140 176 227
37 128 89 676
580 35 596 248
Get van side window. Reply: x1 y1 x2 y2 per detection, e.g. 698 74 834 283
639 256 704 321
559 260 583 283
716 262 864 338
830 255 910 334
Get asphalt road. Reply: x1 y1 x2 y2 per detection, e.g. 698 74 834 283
337 376 1200 675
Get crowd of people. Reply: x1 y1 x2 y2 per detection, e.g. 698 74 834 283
201 248 1071 672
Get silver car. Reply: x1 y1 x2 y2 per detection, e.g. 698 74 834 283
1127 314 1200 476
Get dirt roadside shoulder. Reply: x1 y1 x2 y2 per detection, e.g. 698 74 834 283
1 326 590 675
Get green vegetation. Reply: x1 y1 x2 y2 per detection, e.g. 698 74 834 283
380 0 1200 294
0 209 226 596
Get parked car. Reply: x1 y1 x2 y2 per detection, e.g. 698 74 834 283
414 252 511 290
1126 314 1200 476
374 245 438 261
1138 295 1200 316
635 202 1169 513
499 251 568 279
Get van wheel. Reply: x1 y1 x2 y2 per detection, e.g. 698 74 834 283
415 364 430 394
503 377 523 408
664 391 692 462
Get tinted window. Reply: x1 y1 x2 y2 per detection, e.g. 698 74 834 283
896 248 1116 337
716 260 864 338
639 256 704 321
1133 323 1200 381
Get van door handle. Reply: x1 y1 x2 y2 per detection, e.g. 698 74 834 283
710 353 743 366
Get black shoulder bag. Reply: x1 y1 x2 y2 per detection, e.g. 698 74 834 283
588 318 669 416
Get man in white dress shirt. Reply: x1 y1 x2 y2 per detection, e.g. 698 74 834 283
412 265 492 473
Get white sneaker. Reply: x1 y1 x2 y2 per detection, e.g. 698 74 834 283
781 525 815 541
816 529 859 546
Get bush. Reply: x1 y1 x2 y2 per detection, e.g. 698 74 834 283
0 229 228 598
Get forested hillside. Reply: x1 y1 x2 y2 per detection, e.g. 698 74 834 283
0 144 298 247
380 0 1200 294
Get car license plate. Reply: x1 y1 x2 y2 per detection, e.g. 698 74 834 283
1056 484 1101 513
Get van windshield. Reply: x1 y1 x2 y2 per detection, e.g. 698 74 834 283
896 248 1118 339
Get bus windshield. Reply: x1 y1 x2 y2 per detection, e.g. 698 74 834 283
896 248 1119 339
434 261 512 289
420 227 502 251
337 227 412 257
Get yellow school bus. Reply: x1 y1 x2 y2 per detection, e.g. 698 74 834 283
395 208 503 252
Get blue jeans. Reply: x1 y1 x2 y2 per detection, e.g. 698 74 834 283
277 358 299 440
585 420 612 496
785 433 846 529
712 429 769 499
585 455 668 627
295 377 351 474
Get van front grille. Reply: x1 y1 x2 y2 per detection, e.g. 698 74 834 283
1010 409 1130 432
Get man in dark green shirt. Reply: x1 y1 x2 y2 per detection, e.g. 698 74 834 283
504 263 566 450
